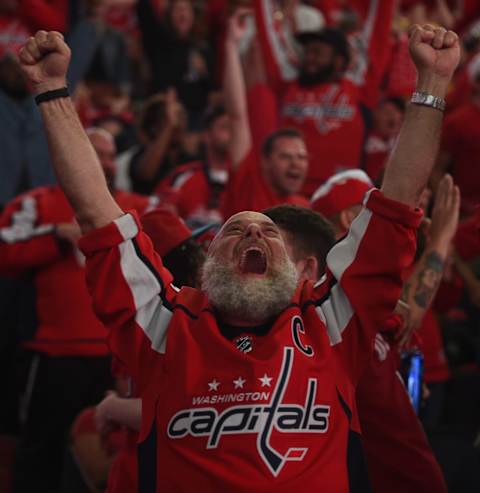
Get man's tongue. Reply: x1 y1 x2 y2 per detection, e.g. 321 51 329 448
240 249 267 274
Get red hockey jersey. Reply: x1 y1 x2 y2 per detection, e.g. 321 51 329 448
281 80 365 196
79 190 420 491
0 186 154 356
155 160 227 227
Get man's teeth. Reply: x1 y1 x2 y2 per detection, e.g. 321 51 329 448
241 247 265 260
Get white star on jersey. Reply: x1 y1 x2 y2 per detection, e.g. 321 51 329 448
259 374 273 387
233 377 246 389
208 379 220 391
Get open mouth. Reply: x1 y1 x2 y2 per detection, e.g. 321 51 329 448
239 247 267 275
286 171 303 182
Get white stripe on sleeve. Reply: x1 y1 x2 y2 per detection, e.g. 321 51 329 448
326 192 373 283
316 192 373 345
316 283 354 345
118 232 172 354
114 213 139 241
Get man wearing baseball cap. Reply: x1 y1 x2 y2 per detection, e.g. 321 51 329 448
310 169 373 237
253 0 397 196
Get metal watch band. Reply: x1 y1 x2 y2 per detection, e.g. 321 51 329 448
411 92 446 112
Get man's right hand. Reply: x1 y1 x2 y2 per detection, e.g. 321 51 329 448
18 30 70 95
408 24 460 96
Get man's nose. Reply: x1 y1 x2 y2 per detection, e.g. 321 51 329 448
245 223 262 239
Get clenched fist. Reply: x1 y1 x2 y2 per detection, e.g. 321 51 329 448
409 24 460 94
18 30 71 95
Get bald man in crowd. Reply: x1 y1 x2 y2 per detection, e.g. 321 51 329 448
18 23 460 492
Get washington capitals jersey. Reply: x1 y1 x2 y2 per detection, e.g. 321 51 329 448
79 190 421 491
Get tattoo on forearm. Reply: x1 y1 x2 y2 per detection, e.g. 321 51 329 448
413 251 444 308
400 282 410 303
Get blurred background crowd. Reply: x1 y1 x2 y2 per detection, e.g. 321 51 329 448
1 0 480 492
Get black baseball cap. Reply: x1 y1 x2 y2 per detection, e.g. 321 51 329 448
296 27 350 67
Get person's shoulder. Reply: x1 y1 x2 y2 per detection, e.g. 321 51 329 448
13 185 62 204
169 161 205 188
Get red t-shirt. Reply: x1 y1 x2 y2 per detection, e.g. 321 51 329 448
281 80 365 196
221 150 308 220
441 101 480 217
79 190 420 491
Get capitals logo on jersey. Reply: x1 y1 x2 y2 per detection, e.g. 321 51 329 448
167 345 331 476
282 86 356 135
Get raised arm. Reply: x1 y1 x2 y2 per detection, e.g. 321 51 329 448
18 31 123 233
223 9 253 169
396 174 460 347
381 25 460 207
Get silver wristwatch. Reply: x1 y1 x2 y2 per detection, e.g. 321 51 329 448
411 92 446 112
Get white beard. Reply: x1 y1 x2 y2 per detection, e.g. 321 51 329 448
202 254 299 324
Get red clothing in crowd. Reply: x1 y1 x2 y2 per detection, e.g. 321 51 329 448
357 331 448 493
441 101 480 217
446 65 473 113
384 32 417 100
221 149 308 220
417 309 450 384
254 0 396 196
363 130 394 182
281 80 365 196
18 0 68 33
78 190 420 491
0 186 153 356
106 428 138 493
0 15 30 56
455 210 480 260
155 161 228 227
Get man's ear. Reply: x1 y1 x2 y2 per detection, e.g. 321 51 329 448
339 209 352 231
339 206 361 231
297 255 318 283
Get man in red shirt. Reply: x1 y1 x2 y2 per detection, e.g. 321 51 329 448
0 128 155 493
254 0 396 195
20 23 459 491
221 10 309 219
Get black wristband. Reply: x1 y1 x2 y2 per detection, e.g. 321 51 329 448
35 87 69 105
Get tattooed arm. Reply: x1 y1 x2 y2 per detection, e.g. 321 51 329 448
396 175 460 347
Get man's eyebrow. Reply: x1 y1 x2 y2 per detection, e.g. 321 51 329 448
224 220 243 229
260 221 279 229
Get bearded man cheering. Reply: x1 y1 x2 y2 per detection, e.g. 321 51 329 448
18 24 460 492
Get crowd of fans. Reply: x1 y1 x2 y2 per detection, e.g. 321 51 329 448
1 0 480 492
